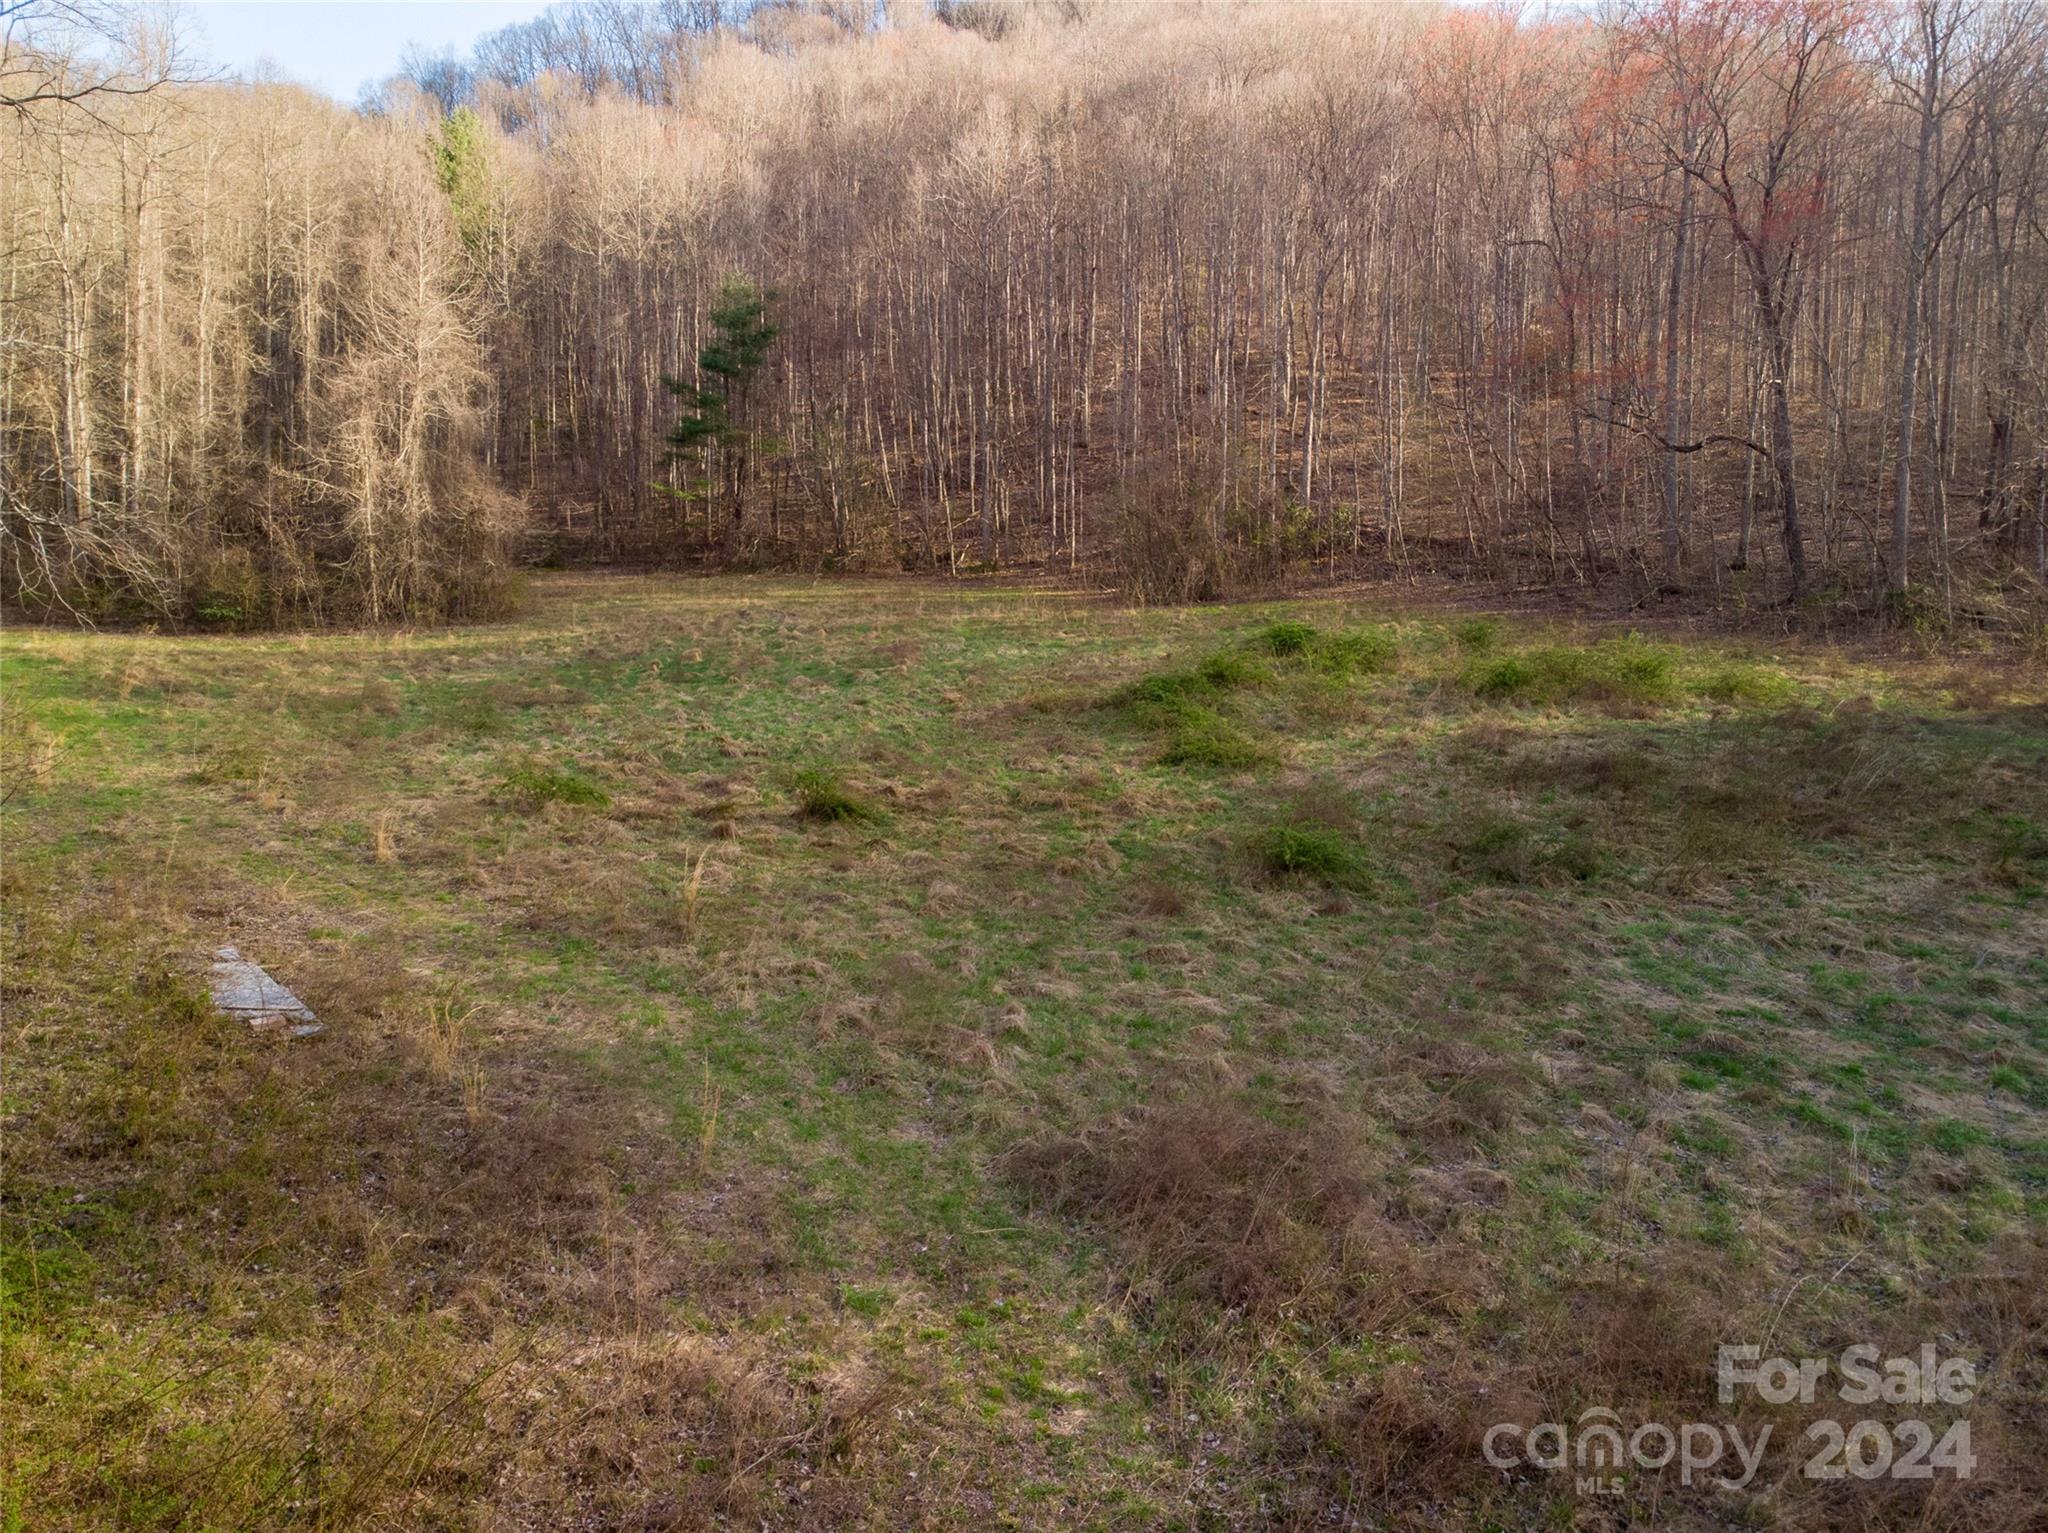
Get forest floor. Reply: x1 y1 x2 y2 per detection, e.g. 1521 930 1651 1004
4 573 2045 1531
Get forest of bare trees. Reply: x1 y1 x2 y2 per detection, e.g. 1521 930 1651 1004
6 0 2047 624
0 1 520 623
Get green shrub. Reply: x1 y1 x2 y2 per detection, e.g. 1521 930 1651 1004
1605 641 1678 698
1697 662 1794 705
1198 649 1271 689
1116 669 1213 709
1113 651 1278 769
1453 617 1499 651
1253 620 1318 657
1312 628 1398 677
195 597 248 627
1465 655 1536 700
494 764 610 810
1159 708 1270 770
1256 823 1372 890
789 766 879 823
1116 644 1277 715
1463 638 1680 706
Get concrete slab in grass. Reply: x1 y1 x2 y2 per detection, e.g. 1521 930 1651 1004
209 946 322 1036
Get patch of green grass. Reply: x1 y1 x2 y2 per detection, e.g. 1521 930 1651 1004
1671 1117 1736 1158
1456 814 1532 880
1682 1045 1777 1085
493 763 610 809
1696 660 1795 705
1197 649 1271 689
1453 616 1499 651
1929 1119 1989 1154
1789 1098 1851 1138
1115 668 1213 709
789 765 880 823
1463 636 1680 707
1974 812 2048 885
1253 620 1318 657
1255 822 1373 891
1548 831 1609 882
838 1283 889 1318
1158 707 1271 770
451 695 509 735
1310 627 1398 677
1464 654 1536 700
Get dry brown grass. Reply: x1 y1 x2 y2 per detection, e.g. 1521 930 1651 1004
484 1333 921 1531
1003 1093 1468 1341
1267 1237 2048 1531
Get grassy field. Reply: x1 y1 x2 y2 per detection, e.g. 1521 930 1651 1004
3 574 2044 1530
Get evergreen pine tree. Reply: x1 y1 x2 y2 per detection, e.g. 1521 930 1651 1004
665 276 779 548
430 106 495 260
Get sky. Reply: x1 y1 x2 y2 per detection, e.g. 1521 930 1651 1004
184 2 551 103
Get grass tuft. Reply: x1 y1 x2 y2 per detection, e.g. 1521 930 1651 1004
1197 648 1271 688
1310 627 1398 677
1158 707 1272 770
1464 654 1536 700
1253 619 1318 657
1464 636 1680 706
1976 811 2048 889
1116 668 1212 709
1256 822 1374 891
1118 650 1269 712
494 763 610 809
1002 1095 1412 1336
789 765 880 823
1696 661 1795 705
1455 813 1533 881
1453 616 1499 651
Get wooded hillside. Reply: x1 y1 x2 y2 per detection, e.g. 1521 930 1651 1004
5 0 2046 623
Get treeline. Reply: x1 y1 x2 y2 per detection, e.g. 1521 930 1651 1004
5 2 2048 624
404 0 2048 611
1 7 520 624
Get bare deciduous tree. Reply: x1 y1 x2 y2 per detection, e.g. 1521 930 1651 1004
6 0 2047 623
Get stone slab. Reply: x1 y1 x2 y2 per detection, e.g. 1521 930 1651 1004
209 945 319 1028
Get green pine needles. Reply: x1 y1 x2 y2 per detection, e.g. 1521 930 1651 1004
664 276 780 544
430 107 496 259
666 276 778 458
